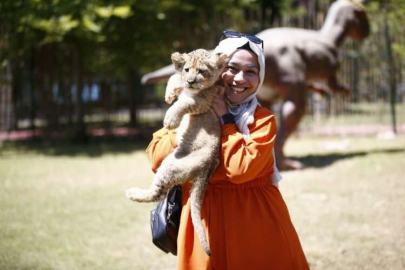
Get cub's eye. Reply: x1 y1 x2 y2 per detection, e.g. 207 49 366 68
184 68 190 72
198 69 207 75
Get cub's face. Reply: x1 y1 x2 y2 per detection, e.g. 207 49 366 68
182 58 217 90
172 49 227 92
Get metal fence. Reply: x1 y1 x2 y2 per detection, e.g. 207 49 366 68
1 2 404 137
271 3 405 136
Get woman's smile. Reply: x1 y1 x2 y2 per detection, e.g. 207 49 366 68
230 85 247 93
221 49 260 104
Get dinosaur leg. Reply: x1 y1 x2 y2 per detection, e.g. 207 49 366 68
275 84 307 170
307 82 330 97
328 76 350 95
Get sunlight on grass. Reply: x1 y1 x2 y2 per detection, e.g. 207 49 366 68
301 102 405 128
280 134 405 270
0 141 176 270
1 135 404 269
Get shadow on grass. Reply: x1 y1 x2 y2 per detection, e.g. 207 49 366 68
292 148 405 169
0 137 151 157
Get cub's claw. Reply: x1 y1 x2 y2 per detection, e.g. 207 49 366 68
126 187 141 201
164 115 181 130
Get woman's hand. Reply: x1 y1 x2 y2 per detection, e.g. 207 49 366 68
213 86 229 118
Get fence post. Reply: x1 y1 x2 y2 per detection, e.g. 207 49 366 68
0 62 14 132
383 0 397 133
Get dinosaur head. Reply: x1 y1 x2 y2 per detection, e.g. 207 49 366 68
346 0 370 41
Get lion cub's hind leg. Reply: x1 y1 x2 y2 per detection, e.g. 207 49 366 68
126 152 192 203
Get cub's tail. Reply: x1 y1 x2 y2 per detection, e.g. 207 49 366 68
190 176 211 256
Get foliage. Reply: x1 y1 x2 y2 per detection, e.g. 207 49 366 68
1 0 403 134
0 0 290 134
0 0 280 78
367 0 405 59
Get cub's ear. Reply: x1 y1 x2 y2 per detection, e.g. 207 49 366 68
212 53 228 70
171 52 187 72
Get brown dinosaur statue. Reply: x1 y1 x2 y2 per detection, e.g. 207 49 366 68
140 0 370 170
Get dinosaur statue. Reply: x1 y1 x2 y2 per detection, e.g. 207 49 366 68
140 0 370 170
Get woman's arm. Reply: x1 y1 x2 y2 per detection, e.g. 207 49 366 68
220 107 277 184
145 128 177 173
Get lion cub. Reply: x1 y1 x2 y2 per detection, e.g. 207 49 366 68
126 49 227 256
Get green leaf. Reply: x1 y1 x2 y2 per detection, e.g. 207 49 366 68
95 7 114 18
113 6 132 18
30 15 79 34
95 6 132 19
83 15 101 33
392 43 405 58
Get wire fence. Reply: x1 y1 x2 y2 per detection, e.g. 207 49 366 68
272 2 405 136
1 2 404 137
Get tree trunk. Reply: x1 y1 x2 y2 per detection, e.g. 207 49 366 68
128 67 141 127
383 1 397 133
72 46 88 142
0 61 14 131
28 46 36 130
11 59 22 130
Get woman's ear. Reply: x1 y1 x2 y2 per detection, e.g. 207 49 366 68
171 52 187 72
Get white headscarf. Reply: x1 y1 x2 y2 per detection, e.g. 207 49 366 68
213 36 282 185
214 37 265 138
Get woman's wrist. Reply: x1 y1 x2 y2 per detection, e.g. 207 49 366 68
219 113 235 125
213 105 229 118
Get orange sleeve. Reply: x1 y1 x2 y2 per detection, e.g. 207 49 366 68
145 127 177 173
219 107 277 184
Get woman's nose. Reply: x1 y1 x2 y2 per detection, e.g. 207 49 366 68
233 71 245 82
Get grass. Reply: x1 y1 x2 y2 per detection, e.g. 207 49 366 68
281 134 405 269
1 134 404 270
300 102 405 128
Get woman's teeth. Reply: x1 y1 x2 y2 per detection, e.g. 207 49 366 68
231 86 245 93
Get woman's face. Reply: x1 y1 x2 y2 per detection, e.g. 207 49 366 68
221 49 260 104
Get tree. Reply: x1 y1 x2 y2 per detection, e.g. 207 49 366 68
0 0 289 136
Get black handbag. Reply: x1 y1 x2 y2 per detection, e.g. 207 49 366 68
150 185 183 255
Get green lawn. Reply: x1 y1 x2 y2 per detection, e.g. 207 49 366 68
1 134 404 270
301 102 405 128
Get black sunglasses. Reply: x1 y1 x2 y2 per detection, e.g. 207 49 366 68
221 30 264 49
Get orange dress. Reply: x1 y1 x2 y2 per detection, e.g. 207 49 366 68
146 106 309 270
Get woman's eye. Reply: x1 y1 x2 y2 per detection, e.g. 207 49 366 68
226 66 237 73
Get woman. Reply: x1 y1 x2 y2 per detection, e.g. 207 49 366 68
146 32 310 270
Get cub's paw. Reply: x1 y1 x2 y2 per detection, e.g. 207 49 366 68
165 87 182 104
126 188 156 203
163 112 181 130
165 93 177 104
126 187 143 202
216 85 225 94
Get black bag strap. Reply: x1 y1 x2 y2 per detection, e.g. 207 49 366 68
168 185 181 203
167 185 181 220
167 187 177 203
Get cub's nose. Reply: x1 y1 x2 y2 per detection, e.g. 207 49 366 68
187 78 196 85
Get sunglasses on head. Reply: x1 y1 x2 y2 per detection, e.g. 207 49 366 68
221 30 264 49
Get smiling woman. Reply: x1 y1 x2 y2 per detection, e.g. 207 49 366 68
221 49 260 104
144 31 309 270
